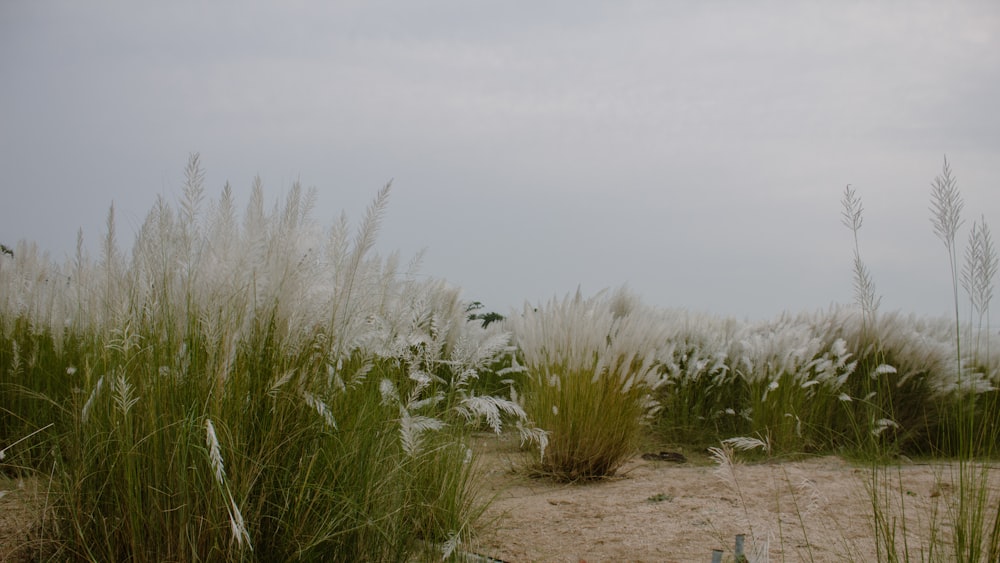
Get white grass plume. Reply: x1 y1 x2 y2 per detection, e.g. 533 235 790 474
508 286 673 401
723 434 772 456
81 375 105 424
930 156 964 255
328 181 392 356
111 372 138 417
930 155 966 382
454 394 527 434
399 409 445 457
301 390 337 429
842 184 882 322
227 495 252 551
962 216 997 365
205 417 252 550
962 217 996 318
205 418 226 485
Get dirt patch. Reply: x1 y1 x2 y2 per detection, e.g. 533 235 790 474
469 433 1000 562
0 476 46 562
1 439 997 562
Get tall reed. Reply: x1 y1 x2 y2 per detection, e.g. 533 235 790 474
844 157 1000 561
0 154 531 561
929 157 999 562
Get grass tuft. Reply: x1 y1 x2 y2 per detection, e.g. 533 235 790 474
507 287 669 481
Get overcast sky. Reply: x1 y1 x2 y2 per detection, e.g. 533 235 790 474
2 1 998 321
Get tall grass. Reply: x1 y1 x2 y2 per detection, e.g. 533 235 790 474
698 160 998 562
929 157 999 562
3 154 998 559
649 304 970 458
0 154 533 561
843 157 1000 562
651 310 746 445
505 287 669 480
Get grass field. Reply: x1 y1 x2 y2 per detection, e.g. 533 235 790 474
1 155 997 561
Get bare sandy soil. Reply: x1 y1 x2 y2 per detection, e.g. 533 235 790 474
2 437 997 563
469 433 1000 563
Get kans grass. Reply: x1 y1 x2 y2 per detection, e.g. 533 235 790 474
1 154 998 561
0 155 541 562
834 158 999 563
699 159 999 562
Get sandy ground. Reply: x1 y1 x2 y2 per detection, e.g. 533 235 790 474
469 433 1000 563
2 437 998 563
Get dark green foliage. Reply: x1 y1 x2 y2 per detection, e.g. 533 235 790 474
466 301 505 328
